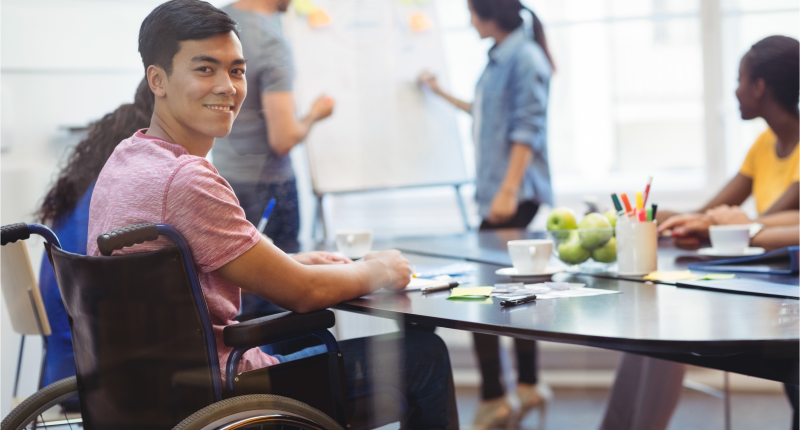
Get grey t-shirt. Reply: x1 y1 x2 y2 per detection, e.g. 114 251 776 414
213 5 295 185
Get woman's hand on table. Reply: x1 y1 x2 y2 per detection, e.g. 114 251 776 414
705 204 752 225
658 213 713 250
487 188 518 225
292 251 352 266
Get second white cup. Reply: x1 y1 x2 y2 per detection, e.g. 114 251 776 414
335 229 373 259
709 225 751 253
507 239 553 274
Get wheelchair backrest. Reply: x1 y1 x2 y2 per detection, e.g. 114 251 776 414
47 243 218 430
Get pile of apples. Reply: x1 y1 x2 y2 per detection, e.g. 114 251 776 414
546 208 618 265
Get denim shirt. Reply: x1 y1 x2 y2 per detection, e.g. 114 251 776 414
473 26 553 218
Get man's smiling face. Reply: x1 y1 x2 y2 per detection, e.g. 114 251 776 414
162 31 247 138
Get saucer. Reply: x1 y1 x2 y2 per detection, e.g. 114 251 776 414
697 247 765 258
495 267 563 278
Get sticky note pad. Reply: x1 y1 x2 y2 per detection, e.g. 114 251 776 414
409 12 431 32
448 286 493 300
643 271 697 282
697 274 736 281
308 8 331 28
294 0 316 15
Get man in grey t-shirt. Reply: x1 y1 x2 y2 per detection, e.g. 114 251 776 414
214 0 333 254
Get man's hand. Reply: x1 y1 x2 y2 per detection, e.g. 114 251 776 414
487 188 518 225
705 205 751 225
292 251 351 266
363 250 412 291
309 95 334 121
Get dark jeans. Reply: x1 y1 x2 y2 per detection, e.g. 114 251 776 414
476 200 540 400
272 331 459 430
786 383 799 430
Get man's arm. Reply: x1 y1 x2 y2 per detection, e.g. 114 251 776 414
217 238 411 313
262 92 333 156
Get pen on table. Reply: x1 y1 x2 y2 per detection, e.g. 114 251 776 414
421 281 459 293
642 176 652 207
620 193 634 218
500 293 537 307
611 193 624 217
257 198 276 234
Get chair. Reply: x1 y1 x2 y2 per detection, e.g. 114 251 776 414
0 222 359 430
0 238 51 400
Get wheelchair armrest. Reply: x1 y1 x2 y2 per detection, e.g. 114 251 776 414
223 310 336 349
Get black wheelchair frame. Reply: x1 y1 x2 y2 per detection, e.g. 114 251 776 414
1 222 362 430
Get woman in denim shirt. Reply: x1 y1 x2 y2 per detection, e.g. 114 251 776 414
421 0 554 427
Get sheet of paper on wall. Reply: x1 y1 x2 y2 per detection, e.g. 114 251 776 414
409 12 432 32
294 0 317 15
308 8 332 28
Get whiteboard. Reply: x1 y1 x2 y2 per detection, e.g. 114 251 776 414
284 0 469 194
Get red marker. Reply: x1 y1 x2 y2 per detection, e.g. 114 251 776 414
642 176 653 207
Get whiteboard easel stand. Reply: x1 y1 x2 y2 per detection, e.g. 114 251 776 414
311 183 472 242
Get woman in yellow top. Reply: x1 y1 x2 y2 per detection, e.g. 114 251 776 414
659 35 799 247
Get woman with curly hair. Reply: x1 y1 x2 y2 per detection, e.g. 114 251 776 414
34 78 153 409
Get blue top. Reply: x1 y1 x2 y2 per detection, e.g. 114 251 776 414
38 182 94 387
472 26 553 218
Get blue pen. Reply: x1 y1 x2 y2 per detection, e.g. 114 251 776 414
257 199 276 234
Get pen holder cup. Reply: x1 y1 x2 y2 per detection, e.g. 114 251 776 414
615 220 657 276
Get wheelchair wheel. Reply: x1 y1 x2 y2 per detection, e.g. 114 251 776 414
1 376 79 430
174 394 344 430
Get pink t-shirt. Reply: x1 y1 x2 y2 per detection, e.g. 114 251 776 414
87 130 280 378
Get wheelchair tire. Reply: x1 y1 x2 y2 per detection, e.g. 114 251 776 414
173 394 344 430
1 376 79 430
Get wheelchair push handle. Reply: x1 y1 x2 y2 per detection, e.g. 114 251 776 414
1 222 31 245
97 223 160 256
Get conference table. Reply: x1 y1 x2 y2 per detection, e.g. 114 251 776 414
322 230 799 385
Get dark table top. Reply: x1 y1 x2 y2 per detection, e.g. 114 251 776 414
376 230 799 286
334 253 799 356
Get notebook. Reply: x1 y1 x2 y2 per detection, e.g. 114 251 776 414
687 246 799 275
676 278 799 299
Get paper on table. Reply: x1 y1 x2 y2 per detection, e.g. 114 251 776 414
448 286 493 300
414 262 476 279
405 277 452 291
644 271 736 282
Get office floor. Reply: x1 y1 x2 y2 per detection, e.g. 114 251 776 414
447 386 795 430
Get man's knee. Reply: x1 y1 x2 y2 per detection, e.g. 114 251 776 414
404 330 451 370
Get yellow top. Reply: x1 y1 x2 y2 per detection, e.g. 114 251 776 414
739 128 799 214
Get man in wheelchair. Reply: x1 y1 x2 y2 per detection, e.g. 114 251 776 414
84 0 457 428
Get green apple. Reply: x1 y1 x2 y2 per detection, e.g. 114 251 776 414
604 210 618 229
578 213 613 250
547 208 578 238
557 231 591 265
591 237 617 263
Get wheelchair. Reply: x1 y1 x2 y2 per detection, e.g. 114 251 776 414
1 222 404 430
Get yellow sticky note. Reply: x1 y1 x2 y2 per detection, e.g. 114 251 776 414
448 286 493 299
409 12 431 33
308 8 331 28
697 273 736 281
643 271 697 282
294 0 316 15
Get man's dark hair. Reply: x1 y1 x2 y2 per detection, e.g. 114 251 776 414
138 0 239 75
744 35 800 115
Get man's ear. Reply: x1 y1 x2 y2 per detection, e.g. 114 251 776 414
147 65 167 98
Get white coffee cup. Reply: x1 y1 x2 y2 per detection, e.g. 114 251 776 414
709 225 750 254
507 239 553 274
335 229 373 259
